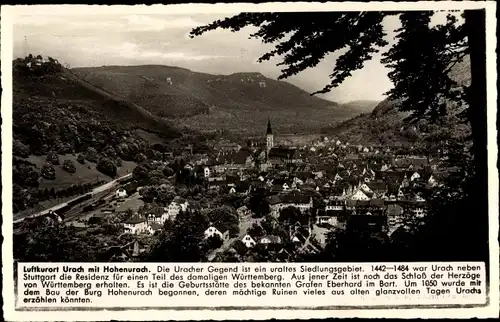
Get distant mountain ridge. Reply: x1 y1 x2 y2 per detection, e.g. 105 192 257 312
71 65 361 135
340 100 380 114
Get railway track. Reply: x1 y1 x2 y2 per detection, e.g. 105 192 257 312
13 174 132 224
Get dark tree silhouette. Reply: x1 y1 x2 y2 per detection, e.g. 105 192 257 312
191 10 488 263
190 10 485 169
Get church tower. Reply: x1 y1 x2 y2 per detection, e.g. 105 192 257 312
266 118 274 152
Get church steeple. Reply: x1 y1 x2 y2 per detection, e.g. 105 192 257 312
266 118 273 135
266 118 274 152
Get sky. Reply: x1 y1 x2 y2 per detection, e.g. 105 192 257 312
12 10 454 103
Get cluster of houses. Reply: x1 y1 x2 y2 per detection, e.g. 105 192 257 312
81 119 457 261
174 120 450 240
122 197 189 235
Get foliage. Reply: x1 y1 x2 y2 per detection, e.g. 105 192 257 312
149 210 208 262
381 12 467 122
13 139 30 158
85 147 99 163
248 194 270 217
41 162 56 180
14 219 98 262
13 159 40 187
12 55 180 211
46 152 60 165
190 10 488 263
77 154 86 164
205 205 240 237
62 159 76 173
96 157 117 177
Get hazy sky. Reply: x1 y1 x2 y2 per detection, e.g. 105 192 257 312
12 11 453 103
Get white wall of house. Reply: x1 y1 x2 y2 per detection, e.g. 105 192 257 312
123 221 148 235
350 189 370 201
204 226 223 239
242 234 256 248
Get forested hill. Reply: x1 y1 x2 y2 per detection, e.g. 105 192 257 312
71 65 361 135
12 57 181 213
322 56 472 147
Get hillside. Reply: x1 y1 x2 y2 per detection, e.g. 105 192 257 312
340 100 380 114
71 66 360 135
322 56 472 147
12 57 181 213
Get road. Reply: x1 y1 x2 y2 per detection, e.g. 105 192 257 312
13 173 132 224
207 216 258 261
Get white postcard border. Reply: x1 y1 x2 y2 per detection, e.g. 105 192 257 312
1 1 498 320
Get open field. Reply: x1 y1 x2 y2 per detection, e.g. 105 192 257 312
26 154 136 190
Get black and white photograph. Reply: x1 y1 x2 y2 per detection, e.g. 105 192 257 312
6 4 494 270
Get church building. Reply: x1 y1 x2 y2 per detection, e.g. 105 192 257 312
266 118 274 152
265 119 296 166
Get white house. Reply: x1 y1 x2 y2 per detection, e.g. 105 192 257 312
204 225 230 241
350 189 370 201
282 183 290 191
268 194 313 218
241 234 257 248
148 222 163 234
123 216 149 235
229 187 236 194
325 202 343 211
204 167 210 178
147 208 169 225
115 188 128 199
428 175 437 187
410 172 421 181
359 183 373 194
260 235 282 245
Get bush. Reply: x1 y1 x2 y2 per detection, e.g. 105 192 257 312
62 159 76 173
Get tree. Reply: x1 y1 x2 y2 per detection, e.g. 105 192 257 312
163 166 174 177
148 169 166 185
190 10 488 262
85 147 98 163
206 206 239 237
190 10 484 172
41 162 56 180
46 151 60 165
139 186 158 203
77 154 86 164
13 139 30 158
134 152 147 164
96 157 117 177
149 210 208 262
133 162 151 185
62 159 76 174
14 220 97 262
248 194 270 218
278 206 301 224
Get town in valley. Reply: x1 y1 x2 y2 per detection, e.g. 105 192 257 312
13 57 458 262
11 9 485 265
